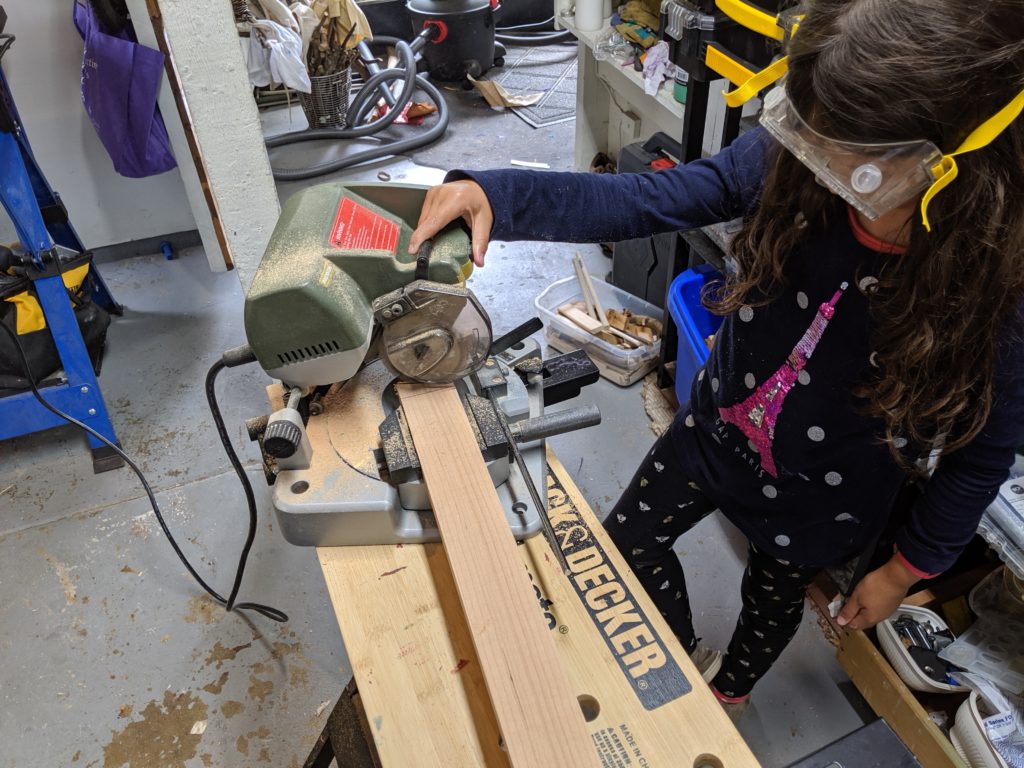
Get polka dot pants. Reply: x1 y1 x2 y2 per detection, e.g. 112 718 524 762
603 431 818 699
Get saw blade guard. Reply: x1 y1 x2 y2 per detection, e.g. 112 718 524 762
373 280 493 383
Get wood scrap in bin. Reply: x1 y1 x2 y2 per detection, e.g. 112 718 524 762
558 303 662 349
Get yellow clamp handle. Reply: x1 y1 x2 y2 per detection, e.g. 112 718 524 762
705 44 756 88
715 0 785 41
722 56 789 108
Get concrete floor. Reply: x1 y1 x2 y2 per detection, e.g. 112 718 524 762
0 51 868 768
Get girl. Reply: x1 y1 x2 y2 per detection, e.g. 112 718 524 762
409 0 1024 718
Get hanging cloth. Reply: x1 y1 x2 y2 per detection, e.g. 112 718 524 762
72 1 177 178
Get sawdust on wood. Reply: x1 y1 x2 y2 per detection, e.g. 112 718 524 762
102 690 208 768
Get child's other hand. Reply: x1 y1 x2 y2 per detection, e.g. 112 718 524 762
409 181 494 268
836 556 920 631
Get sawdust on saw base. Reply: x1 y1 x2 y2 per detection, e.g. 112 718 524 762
325 361 392 477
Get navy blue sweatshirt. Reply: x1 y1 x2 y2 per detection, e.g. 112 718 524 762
449 127 1024 575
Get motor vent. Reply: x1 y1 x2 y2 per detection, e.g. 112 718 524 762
276 339 341 366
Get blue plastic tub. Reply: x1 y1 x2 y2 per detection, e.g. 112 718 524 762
667 264 724 406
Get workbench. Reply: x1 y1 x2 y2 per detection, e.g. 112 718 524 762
301 424 758 766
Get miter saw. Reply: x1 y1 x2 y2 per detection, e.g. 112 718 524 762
239 182 601 560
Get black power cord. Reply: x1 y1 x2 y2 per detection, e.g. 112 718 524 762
0 321 287 623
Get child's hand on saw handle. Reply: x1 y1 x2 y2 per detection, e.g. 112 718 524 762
409 181 494 268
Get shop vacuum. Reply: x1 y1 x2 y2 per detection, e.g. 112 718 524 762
406 0 507 81
407 0 574 81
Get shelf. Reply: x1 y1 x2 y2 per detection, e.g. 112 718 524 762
560 15 687 121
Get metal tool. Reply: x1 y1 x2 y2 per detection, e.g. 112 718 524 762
490 372 570 575
892 613 959 683
241 182 602 547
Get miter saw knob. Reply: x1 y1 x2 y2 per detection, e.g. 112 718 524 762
264 420 302 459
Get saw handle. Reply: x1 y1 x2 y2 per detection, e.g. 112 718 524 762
414 239 432 281
490 317 543 356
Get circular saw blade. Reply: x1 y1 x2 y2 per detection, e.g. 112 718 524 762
373 281 492 384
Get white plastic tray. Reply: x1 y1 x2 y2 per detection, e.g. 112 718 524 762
878 604 968 694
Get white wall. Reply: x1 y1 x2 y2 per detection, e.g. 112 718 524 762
0 1 195 248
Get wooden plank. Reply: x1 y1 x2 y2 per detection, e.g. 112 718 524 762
837 629 966 768
128 0 281 288
124 0 229 272
395 383 599 768
806 573 843 647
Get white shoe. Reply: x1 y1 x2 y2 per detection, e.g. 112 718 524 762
690 643 723 683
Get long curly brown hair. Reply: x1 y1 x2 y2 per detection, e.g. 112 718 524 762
711 0 1024 469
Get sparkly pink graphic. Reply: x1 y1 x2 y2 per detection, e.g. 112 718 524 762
719 284 848 478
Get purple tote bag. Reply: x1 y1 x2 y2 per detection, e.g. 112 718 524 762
73 1 177 178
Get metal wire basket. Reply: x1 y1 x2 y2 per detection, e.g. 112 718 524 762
299 68 351 128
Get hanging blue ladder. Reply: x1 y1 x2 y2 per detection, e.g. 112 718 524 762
0 20 124 473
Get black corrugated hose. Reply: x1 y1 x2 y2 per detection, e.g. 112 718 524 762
266 35 450 181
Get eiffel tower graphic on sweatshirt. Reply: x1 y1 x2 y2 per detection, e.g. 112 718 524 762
719 283 848 479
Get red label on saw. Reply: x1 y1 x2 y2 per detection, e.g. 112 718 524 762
328 196 400 254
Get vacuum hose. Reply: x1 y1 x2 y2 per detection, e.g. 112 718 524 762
496 16 575 45
266 33 450 181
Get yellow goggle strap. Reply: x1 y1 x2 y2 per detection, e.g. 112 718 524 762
723 56 789 108
920 87 1024 231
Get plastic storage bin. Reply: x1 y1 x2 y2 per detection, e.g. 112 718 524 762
667 264 723 405
951 691 1016 768
534 276 662 386
877 605 969 694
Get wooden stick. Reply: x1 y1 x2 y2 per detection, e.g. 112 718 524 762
572 253 608 326
396 383 601 768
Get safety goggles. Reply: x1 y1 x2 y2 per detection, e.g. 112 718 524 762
759 84 944 221
740 66 1024 231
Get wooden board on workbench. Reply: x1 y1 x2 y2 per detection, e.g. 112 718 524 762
395 383 598 768
313 435 758 765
